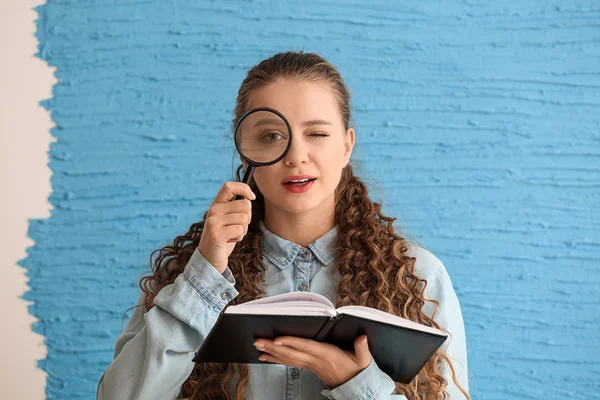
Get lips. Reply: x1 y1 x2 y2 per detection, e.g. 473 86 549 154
283 177 316 193
283 178 316 185
282 175 317 184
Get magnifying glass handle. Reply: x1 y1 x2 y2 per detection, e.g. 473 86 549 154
232 165 256 201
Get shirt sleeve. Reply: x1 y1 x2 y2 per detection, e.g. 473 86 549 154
320 356 404 399
320 261 469 400
96 248 239 400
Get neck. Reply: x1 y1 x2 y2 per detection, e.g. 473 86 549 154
263 197 336 248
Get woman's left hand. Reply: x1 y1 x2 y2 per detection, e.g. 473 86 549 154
253 335 372 389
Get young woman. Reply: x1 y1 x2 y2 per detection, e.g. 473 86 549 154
97 51 471 400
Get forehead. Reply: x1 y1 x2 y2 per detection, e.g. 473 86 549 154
246 79 341 126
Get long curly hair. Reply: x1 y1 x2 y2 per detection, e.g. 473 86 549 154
136 51 470 399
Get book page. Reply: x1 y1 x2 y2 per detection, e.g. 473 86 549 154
336 306 446 336
230 291 335 308
225 306 336 317
224 292 336 316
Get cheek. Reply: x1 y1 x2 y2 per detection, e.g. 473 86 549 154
253 167 279 190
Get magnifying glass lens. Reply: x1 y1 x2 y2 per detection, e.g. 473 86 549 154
235 110 290 164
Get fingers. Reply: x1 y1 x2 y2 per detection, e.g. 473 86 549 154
257 353 285 364
197 182 256 271
253 340 315 368
212 212 250 236
269 337 326 356
208 198 252 218
204 183 253 244
214 181 256 204
205 212 249 242
353 336 372 368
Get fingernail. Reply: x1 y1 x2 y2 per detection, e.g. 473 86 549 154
252 192 256 200
254 342 265 350
273 341 283 346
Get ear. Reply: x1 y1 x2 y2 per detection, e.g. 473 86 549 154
343 128 355 167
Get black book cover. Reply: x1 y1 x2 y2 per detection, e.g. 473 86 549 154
192 310 447 384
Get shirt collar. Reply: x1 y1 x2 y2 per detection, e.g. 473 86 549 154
258 219 339 270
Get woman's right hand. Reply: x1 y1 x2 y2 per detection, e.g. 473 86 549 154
198 182 256 273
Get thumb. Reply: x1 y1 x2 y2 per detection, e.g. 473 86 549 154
353 335 372 367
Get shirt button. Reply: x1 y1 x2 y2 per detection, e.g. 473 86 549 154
298 283 307 291
220 292 228 300
301 250 310 260
291 369 299 379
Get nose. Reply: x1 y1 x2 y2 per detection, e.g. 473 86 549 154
283 135 309 167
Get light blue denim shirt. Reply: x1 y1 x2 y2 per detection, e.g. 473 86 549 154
97 220 469 399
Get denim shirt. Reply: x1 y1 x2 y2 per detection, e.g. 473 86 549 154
97 220 469 399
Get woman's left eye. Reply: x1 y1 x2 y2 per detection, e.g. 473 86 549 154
310 133 329 137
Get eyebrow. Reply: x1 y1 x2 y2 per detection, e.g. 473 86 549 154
252 118 333 128
253 118 286 128
302 119 333 127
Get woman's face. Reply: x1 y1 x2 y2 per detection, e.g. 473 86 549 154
241 78 354 216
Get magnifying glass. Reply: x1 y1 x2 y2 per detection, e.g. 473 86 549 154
232 107 293 201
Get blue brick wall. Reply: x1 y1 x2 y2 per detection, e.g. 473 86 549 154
23 1 599 398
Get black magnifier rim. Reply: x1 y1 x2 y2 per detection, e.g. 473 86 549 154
234 106 293 167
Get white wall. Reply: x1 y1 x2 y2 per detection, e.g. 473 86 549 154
0 0 54 397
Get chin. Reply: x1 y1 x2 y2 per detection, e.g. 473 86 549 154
271 194 320 213
285 202 317 214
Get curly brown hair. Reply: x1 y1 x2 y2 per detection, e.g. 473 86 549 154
136 51 470 399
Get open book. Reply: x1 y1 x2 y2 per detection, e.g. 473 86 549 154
192 291 448 384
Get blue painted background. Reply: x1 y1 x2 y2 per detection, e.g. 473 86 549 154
22 1 599 399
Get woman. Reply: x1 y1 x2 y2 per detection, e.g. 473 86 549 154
97 51 470 399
